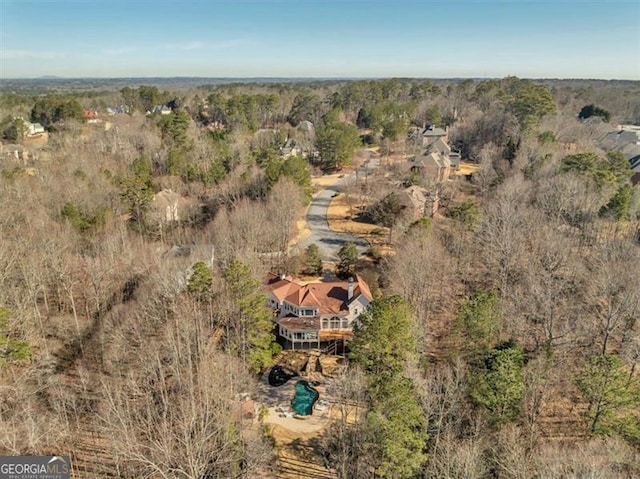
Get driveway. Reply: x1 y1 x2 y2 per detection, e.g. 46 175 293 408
296 152 380 261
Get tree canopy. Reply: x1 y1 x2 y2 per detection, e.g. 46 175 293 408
579 104 611 123
31 95 84 127
315 116 361 170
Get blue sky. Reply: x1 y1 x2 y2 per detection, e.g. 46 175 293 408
1 0 638 79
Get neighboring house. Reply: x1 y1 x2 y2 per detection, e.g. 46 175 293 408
279 138 304 158
25 121 45 136
148 105 172 115
15 118 45 137
264 273 373 351
399 185 440 219
106 106 129 115
427 136 462 169
413 151 451 182
421 125 448 147
599 125 640 185
149 189 198 225
84 110 101 124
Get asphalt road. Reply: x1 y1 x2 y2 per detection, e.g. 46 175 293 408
296 153 380 261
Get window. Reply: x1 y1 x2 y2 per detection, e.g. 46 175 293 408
322 318 329 329
330 317 341 329
341 318 349 329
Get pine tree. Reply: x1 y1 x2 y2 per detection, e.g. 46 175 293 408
303 244 323 276
223 260 277 373
336 241 358 279
187 262 213 301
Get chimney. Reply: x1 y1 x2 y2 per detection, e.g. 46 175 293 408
280 273 286 281
347 277 354 301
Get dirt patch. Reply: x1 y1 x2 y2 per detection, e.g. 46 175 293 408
23 132 49 149
269 424 336 479
326 193 388 249
311 174 343 189
290 218 311 247
455 161 480 176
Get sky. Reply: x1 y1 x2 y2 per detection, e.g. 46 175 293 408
1 0 639 79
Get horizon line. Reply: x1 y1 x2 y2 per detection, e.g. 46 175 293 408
1 75 638 82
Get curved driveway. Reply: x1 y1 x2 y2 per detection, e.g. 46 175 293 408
296 153 380 261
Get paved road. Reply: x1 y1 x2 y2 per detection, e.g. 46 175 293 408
296 153 380 261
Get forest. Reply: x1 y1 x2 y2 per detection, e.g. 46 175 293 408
0 76 639 478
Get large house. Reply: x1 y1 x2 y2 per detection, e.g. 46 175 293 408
264 273 373 351
411 125 461 182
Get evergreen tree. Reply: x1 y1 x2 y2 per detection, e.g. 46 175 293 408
303 244 323 276
0 308 31 366
457 290 502 353
600 185 633 221
365 375 428 479
576 354 640 440
469 341 525 423
187 262 213 302
336 241 359 279
351 295 415 377
223 260 277 373
315 119 361 170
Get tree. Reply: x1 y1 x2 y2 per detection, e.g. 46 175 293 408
600 184 633 221
119 157 155 230
445 199 481 230
576 354 640 440
1 117 27 141
303 244 322 276
336 241 358 279
223 260 277 373
158 109 191 148
368 192 405 243
187 261 213 301
31 95 84 128
349 296 428 477
315 120 361 170
457 290 502 353
579 104 611 123
351 295 415 377
469 341 525 424
264 154 312 203
0 307 31 366
365 374 428 479
288 92 323 125
561 151 632 188
424 104 443 127
501 77 557 130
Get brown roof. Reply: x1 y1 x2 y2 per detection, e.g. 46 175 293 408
265 274 373 314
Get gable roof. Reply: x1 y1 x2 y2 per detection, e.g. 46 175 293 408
415 151 451 169
422 125 447 137
427 137 451 155
264 274 373 315
401 185 430 209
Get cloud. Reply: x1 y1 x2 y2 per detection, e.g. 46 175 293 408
2 49 65 60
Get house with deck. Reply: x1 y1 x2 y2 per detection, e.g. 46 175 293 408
264 274 372 351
